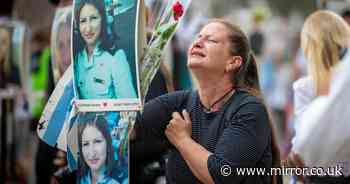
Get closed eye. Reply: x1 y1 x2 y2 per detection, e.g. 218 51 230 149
196 34 219 43
208 39 218 43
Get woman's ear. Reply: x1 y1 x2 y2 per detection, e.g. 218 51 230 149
225 56 242 72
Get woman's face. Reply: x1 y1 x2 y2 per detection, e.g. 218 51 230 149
81 125 107 172
57 24 71 73
79 3 102 49
187 22 233 72
0 28 10 61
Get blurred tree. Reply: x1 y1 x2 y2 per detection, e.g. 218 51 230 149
203 0 317 18
266 0 317 16
209 0 249 17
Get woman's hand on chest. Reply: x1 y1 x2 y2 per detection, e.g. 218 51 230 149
165 110 192 148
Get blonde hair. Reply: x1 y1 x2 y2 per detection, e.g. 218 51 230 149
301 10 350 96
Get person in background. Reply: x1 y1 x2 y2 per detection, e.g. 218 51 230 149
290 10 350 183
292 10 350 124
249 7 266 58
341 9 350 25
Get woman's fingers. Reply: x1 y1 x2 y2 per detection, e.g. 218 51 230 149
182 109 191 123
168 110 191 133
172 111 183 120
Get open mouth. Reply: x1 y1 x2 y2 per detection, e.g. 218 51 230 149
190 49 206 57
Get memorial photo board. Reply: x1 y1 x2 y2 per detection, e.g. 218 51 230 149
72 0 141 112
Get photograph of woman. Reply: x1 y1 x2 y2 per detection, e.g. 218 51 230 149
73 0 138 103
51 7 73 83
78 113 125 184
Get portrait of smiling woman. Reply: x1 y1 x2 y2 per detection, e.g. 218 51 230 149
78 114 120 184
73 0 137 100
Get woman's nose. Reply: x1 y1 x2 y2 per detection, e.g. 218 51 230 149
83 20 92 31
193 38 204 48
88 145 96 155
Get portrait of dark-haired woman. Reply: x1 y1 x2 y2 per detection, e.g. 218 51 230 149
78 114 119 184
73 0 136 100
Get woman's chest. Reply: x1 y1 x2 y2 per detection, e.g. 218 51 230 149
76 60 113 97
195 111 228 152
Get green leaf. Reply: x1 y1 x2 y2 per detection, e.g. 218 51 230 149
161 22 178 41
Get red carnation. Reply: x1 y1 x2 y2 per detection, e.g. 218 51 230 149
172 1 184 21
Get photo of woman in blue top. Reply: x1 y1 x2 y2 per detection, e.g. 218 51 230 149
78 114 121 184
73 0 137 100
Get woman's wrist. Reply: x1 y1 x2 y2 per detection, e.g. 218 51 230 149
175 136 193 150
